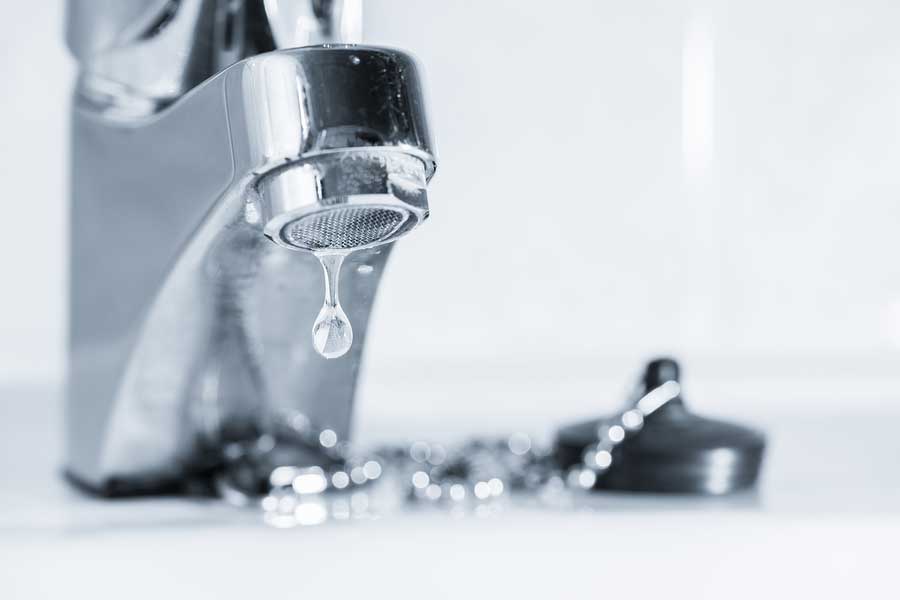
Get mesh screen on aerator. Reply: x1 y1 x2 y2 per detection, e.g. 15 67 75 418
281 205 410 251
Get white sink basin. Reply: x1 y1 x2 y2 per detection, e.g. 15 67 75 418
1 384 896 599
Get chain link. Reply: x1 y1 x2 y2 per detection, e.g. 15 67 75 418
213 381 682 526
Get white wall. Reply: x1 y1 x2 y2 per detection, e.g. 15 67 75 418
2 1 900 415
0 3 70 383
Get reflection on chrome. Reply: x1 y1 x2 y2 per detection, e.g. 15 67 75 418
636 381 682 415
253 432 584 528
411 471 430 489
331 471 350 490
291 467 328 495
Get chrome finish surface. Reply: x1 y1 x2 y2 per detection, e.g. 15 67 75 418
213 359 696 528
66 0 364 117
66 3 436 493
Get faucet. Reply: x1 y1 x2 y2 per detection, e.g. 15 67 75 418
65 0 436 495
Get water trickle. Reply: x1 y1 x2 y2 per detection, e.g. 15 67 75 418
312 252 353 359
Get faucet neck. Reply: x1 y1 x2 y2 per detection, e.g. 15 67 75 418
67 0 363 118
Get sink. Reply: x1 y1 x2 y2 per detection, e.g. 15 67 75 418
0 382 896 598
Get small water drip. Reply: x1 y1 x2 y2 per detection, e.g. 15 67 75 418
311 252 353 359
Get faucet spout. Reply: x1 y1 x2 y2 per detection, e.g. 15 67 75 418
66 46 436 494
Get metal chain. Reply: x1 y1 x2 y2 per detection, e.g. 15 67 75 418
215 380 682 527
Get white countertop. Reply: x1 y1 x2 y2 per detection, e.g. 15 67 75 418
1 384 897 599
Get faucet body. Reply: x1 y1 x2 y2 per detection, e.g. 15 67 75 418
65 1 435 494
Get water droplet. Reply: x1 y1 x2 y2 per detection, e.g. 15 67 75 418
312 305 352 359
312 253 353 359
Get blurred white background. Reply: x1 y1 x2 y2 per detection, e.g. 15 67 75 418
3 0 900 417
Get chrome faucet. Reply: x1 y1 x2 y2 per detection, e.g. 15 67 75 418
65 0 436 494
